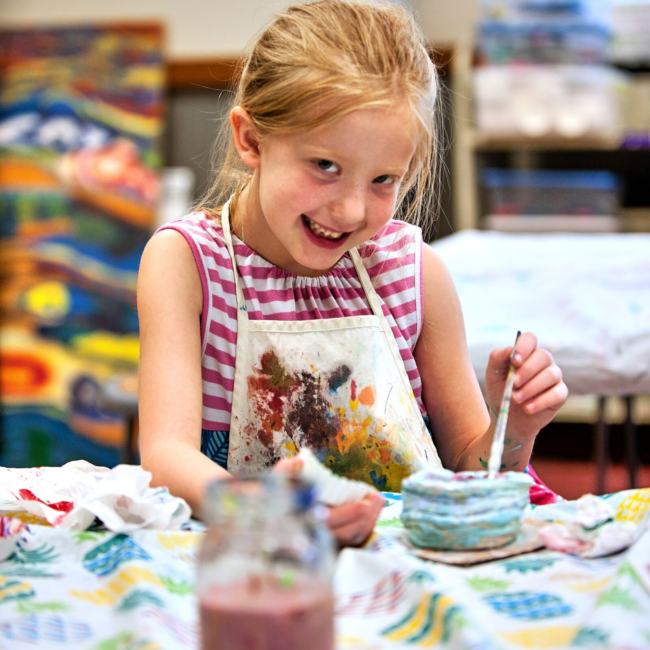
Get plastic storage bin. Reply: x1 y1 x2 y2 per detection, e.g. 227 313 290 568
481 169 621 231
473 65 628 140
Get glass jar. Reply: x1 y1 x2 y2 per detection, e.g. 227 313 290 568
197 474 336 650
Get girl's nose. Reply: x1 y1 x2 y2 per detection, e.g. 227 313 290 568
331 189 366 227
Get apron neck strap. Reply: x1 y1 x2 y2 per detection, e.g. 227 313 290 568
221 197 384 318
348 248 384 318
220 199 247 312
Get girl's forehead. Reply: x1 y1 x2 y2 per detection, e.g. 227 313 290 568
291 103 421 146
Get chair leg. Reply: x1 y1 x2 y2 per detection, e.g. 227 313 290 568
595 396 608 495
624 396 637 489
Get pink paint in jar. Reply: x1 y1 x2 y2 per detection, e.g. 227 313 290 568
197 475 335 650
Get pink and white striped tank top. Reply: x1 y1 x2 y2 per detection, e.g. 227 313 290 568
158 211 427 431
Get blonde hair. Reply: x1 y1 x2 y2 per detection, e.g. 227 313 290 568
198 0 442 230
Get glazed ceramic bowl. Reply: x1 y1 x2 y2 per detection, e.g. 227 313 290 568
401 468 533 550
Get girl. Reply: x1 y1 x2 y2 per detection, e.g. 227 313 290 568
137 0 568 546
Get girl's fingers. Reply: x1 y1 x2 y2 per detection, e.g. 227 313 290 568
272 457 304 476
511 332 537 364
332 519 374 546
519 381 568 415
327 492 385 542
489 332 538 374
329 494 385 546
513 364 563 405
326 501 365 529
513 348 556 388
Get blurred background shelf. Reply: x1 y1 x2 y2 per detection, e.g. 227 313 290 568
483 214 621 232
470 133 621 151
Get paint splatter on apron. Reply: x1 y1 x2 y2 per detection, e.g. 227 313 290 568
221 202 442 492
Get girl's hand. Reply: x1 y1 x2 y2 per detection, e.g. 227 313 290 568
325 491 386 547
273 458 386 546
273 456 304 477
485 331 568 439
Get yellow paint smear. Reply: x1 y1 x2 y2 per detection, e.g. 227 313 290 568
283 441 298 456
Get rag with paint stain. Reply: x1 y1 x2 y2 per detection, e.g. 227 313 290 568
297 448 377 506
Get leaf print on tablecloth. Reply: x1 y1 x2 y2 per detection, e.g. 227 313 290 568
6 541 59 564
483 591 572 620
83 534 151 577
143 609 198 646
466 576 511 592
16 600 69 614
92 631 160 650
72 567 165 606
117 589 165 612
158 576 193 595
0 613 92 644
382 592 466 645
337 570 432 617
595 584 641 611
500 625 579 648
0 576 35 603
0 566 60 578
615 488 650 524
73 530 106 545
549 572 612 593
570 626 610 647
502 557 559 573
375 517 404 529
616 560 645 587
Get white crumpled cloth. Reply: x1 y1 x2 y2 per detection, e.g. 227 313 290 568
0 460 191 532
537 493 646 558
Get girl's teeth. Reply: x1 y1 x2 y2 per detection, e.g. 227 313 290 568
305 216 344 240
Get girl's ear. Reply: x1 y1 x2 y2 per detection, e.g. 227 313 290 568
230 106 261 169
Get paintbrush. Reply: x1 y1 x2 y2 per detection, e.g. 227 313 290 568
487 331 521 479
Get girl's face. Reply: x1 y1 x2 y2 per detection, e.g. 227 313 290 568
234 103 420 277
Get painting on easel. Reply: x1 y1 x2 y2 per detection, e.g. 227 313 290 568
0 24 164 466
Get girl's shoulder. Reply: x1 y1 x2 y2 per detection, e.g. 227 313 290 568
154 211 231 259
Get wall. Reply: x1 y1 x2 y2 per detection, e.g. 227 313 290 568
1 0 476 58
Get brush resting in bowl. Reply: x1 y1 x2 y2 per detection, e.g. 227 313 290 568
401 468 533 551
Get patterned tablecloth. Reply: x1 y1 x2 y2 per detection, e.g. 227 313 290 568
1 488 649 650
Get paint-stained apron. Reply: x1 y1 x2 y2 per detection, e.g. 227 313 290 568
222 202 442 492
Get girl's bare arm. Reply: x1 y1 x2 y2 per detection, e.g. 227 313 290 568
415 246 566 473
414 245 496 471
137 229 230 514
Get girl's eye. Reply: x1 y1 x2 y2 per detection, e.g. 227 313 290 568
316 159 338 173
374 174 395 185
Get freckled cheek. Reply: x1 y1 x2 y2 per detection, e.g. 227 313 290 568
367 195 397 229
285 180 328 213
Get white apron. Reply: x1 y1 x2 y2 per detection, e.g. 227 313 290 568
221 202 442 492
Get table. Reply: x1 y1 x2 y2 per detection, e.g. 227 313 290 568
1 488 649 649
431 231 650 493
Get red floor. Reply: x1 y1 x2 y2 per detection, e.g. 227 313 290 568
531 457 650 501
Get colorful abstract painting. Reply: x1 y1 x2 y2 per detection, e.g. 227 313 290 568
0 24 164 466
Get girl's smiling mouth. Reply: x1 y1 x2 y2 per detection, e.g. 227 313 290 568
302 215 352 249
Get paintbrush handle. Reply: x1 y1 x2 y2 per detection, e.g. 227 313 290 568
487 332 521 479
487 364 517 478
